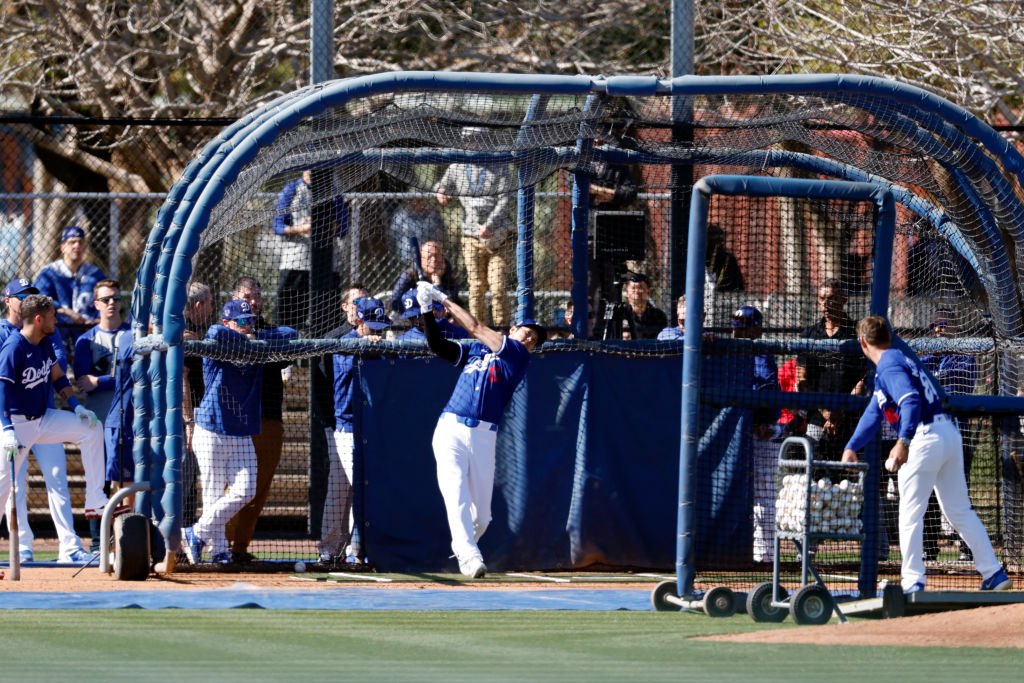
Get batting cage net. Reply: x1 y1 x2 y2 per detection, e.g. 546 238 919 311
110 73 1024 593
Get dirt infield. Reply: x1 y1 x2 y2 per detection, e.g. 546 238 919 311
700 602 1024 648
0 566 658 592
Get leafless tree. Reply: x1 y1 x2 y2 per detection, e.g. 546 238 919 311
2 0 1024 195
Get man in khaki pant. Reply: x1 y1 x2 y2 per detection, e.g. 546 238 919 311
435 127 514 327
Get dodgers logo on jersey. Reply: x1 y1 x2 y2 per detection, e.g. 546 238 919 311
463 352 497 378
22 357 55 390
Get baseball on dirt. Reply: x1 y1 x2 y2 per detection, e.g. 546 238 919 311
294 561 307 573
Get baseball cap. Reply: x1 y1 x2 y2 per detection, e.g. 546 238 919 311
400 288 425 319
222 299 254 321
4 278 38 298
515 318 547 348
730 305 763 328
356 297 392 330
61 225 86 243
930 309 953 330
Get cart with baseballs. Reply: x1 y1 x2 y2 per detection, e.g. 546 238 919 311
745 436 869 625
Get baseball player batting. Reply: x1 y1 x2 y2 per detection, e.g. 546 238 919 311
416 280 546 578
0 294 107 543
841 315 1012 593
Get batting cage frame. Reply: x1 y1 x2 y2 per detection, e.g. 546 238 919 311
116 72 1024 589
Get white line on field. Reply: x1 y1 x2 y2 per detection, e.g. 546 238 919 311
503 573 571 583
327 572 394 582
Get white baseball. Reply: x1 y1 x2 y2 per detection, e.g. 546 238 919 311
294 561 307 573
839 479 850 492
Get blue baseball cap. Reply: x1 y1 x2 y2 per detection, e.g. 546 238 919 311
222 299 255 321
400 289 425 319
61 225 86 243
730 305 763 328
4 278 38 298
515 318 547 347
356 297 391 330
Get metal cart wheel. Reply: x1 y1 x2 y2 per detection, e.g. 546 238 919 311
747 582 789 623
114 513 151 581
651 580 683 612
789 584 833 625
702 586 737 618
881 583 905 619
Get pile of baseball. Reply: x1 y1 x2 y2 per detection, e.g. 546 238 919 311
775 475 863 536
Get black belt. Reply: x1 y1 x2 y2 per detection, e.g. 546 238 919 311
923 413 950 425
14 412 42 421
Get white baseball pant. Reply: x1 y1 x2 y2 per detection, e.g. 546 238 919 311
898 416 1001 590
0 410 107 516
432 413 497 565
11 443 84 558
192 424 257 557
751 434 778 563
319 428 357 559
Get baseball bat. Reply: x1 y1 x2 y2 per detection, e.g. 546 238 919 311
409 236 426 281
8 454 19 581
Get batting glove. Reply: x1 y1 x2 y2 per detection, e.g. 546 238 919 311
416 281 435 311
420 280 448 304
1 429 19 460
75 404 99 428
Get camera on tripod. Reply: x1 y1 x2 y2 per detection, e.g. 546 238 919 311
591 210 646 340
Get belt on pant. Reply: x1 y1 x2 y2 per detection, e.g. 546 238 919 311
12 412 43 422
923 413 950 425
442 412 498 432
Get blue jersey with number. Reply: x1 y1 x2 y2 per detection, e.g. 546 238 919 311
0 332 58 419
441 336 530 424
845 348 943 451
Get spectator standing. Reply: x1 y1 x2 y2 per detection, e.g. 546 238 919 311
611 272 668 340
435 127 514 327
390 197 444 265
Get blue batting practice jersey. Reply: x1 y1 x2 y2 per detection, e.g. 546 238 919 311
196 324 297 436
845 348 944 452
441 336 530 424
0 331 59 419
332 329 359 432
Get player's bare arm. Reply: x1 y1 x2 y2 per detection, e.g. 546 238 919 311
442 297 503 352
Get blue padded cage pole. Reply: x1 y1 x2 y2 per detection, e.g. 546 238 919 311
676 180 710 597
515 94 548 324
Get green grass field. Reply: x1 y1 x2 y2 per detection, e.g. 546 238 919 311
0 609 1016 681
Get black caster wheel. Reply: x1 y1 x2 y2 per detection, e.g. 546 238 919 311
703 586 736 618
651 580 682 612
747 582 788 623
881 582 905 619
789 584 833 625
114 513 151 581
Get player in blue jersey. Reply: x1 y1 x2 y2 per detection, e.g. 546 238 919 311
318 297 391 565
0 294 107 551
416 280 547 578
396 288 468 342
33 226 106 335
841 315 1011 592
74 278 132 537
182 299 297 564
0 279 92 563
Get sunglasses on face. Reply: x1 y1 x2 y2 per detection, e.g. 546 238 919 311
13 293 30 301
97 295 123 304
235 317 256 326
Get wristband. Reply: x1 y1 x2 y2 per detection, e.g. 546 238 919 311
898 436 912 447
67 396 81 410
54 375 72 394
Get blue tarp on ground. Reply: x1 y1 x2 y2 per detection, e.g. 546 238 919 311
359 349 754 573
0 586 652 610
